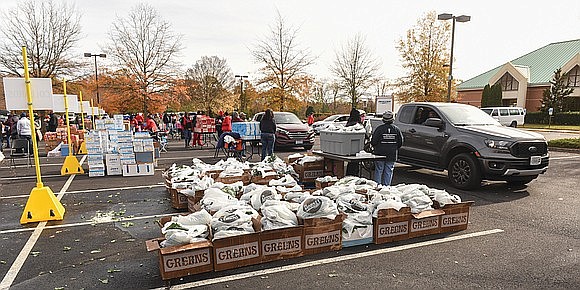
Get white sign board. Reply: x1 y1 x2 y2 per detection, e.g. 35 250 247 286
52 94 79 113
81 101 90 114
375 95 393 114
88 107 99 116
3 78 54 110
99 109 105 115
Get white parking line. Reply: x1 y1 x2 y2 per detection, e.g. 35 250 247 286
0 155 86 289
153 229 504 290
0 174 65 181
549 156 580 160
0 212 174 235
0 184 165 200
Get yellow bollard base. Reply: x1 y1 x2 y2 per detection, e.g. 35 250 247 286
78 141 87 155
20 186 65 224
61 155 85 175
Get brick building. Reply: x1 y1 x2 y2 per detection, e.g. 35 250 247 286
457 39 580 111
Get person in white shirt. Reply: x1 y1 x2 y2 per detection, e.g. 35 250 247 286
17 113 32 153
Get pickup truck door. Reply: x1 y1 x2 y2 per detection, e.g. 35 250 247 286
398 105 449 168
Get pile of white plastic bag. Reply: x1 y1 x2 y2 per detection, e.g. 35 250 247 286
160 209 212 248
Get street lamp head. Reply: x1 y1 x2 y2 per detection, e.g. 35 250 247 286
84 53 92 57
437 13 453 20
456 15 471 22
98 54 107 58
235 75 240 78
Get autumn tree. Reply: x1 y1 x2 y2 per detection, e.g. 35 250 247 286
106 3 182 114
184 56 235 115
396 11 451 103
330 33 381 108
251 11 315 110
0 0 82 78
540 68 574 113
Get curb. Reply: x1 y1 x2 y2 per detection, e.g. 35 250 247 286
524 128 580 134
548 147 580 154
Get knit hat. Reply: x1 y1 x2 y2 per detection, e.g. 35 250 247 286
20 112 26 118
382 111 394 123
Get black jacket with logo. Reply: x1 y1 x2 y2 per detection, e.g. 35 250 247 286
370 123 403 161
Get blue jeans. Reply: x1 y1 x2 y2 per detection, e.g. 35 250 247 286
374 160 395 186
183 130 192 147
261 133 275 161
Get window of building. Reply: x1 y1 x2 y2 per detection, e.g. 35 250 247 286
567 65 580 87
496 73 519 91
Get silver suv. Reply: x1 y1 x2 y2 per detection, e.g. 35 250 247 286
394 102 549 189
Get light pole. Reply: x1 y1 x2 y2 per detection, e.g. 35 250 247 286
437 13 470 102
235 75 248 112
84 53 106 107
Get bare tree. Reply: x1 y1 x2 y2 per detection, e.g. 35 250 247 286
185 56 235 114
106 3 182 114
396 11 450 103
251 11 315 110
0 0 82 78
330 33 381 108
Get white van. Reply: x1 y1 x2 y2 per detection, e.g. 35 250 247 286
480 107 526 127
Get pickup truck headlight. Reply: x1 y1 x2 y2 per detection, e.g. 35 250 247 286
276 128 289 135
484 139 512 150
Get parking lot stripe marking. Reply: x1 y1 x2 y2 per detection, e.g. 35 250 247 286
0 213 174 235
0 155 86 289
0 184 165 200
157 229 504 290
549 156 580 160
66 184 165 194
0 174 64 181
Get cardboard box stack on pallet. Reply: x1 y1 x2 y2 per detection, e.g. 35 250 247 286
44 125 84 155
86 115 155 177
151 157 474 281
231 121 261 140
193 115 216 133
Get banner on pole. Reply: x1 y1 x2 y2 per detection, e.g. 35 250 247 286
3 78 53 110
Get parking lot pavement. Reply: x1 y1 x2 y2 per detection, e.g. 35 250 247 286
0 141 579 289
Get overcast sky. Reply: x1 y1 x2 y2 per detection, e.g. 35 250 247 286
4 0 580 84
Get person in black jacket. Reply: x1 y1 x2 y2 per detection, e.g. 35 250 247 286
260 109 276 161
371 111 403 186
345 108 362 176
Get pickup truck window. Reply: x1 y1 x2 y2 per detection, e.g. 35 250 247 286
439 105 500 126
398 106 414 124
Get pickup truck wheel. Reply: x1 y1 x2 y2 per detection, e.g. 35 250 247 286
448 153 481 189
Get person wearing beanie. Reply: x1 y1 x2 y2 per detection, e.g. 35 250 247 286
371 111 404 186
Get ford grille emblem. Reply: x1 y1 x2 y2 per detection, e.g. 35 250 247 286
528 146 538 153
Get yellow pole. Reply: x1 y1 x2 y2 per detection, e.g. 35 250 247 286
20 46 65 224
60 80 84 175
79 91 85 130
22 47 43 188
63 80 73 157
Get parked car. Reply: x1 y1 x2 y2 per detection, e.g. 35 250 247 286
394 102 548 189
252 111 315 150
480 107 526 127
311 114 349 134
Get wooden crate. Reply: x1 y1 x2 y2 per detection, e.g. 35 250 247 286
408 209 445 239
168 188 188 210
260 226 304 263
437 201 474 233
301 213 345 256
146 238 213 280
212 218 262 271
373 207 412 244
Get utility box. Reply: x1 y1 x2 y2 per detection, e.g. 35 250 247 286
319 131 365 156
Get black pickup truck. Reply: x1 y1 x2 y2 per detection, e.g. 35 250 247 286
392 102 549 189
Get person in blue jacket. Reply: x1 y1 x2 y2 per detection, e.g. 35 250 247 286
371 111 403 186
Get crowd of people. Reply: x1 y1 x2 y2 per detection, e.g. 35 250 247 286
0 112 42 153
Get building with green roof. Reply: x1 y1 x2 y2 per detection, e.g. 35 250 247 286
457 39 580 111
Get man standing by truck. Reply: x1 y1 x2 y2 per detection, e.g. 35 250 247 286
371 111 403 186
